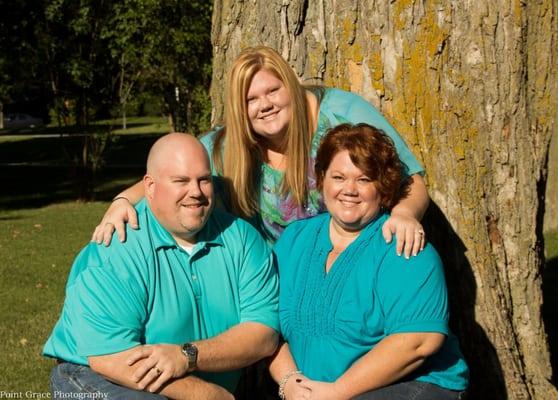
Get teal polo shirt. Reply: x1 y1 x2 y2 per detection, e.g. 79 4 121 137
43 199 279 392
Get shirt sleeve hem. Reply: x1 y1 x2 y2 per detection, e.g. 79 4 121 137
240 316 280 333
78 341 141 357
388 320 448 335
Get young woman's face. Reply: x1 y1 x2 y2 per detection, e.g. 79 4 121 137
246 69 292 146
323 150 382 233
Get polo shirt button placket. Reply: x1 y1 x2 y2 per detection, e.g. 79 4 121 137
190 262 202 299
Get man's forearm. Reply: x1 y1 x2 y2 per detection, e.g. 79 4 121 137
89 348 233 400
194 321 279 372
157 376 233 400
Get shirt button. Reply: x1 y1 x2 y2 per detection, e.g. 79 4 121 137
192 275 197 280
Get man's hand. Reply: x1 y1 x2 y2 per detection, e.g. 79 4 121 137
126 344 188 392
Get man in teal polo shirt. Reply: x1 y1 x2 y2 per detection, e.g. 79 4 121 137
43 133 279 399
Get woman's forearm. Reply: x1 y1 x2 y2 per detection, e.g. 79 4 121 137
333 332 444 399
115 180 145 205
268 342 299 383
391 174 429 220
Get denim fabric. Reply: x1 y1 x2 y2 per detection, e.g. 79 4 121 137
353 380 466 400
50 362 165 399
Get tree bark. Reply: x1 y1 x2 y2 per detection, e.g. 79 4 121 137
211 0 558 398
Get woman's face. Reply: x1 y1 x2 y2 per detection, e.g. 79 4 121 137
323 150 382 232
246 69 292 146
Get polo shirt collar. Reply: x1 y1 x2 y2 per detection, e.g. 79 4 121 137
141 199 224 250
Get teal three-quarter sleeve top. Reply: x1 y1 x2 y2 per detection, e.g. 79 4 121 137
274 212 469 391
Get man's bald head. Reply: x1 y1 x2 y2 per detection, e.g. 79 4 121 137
144 132 213 246
146 132 209 177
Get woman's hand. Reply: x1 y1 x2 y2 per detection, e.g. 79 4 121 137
304 380 346 400
91 197 138 246
126 344 188 393
284 375 312 400
381 213 425 259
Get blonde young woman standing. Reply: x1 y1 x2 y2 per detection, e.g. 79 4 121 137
93 46 428 258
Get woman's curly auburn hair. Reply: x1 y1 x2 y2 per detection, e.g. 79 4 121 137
315 123 410 209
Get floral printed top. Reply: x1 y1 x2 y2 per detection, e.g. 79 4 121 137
200 87 424 243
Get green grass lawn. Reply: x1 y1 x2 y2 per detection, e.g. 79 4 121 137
0 202 108 393
0 118 169 394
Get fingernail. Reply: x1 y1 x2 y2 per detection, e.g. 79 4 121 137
397 252 401 256
405 255 410 259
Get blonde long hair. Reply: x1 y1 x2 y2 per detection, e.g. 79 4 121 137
213 46 313 218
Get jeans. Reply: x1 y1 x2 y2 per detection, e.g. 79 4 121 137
50 362 166 399
353 380 466 400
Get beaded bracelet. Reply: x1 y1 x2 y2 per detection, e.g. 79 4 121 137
278 370 302 400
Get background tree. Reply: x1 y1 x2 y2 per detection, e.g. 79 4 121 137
0 0 47 128
2 0 212 134
100 0 212 133
1 1 213 198
141 0 213 134
42 0 115 127
210 0 557 398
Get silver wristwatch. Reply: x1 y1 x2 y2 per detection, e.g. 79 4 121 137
181 342 198 371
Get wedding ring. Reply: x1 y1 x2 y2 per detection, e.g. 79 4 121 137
417 229 424 235
154 367 162 375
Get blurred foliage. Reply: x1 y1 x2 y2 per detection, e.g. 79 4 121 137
0 0 212 134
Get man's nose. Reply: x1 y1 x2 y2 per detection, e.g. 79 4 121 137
188 181 203 197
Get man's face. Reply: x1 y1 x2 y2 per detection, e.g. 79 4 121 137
146 146 214 245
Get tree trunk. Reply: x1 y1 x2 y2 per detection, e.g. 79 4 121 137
211 0 557 398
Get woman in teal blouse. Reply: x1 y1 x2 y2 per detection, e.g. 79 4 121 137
269 123 468 400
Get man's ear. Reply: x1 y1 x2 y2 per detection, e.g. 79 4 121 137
144 174 155 199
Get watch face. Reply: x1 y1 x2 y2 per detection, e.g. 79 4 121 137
185 346 197 356
183 343 198 364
